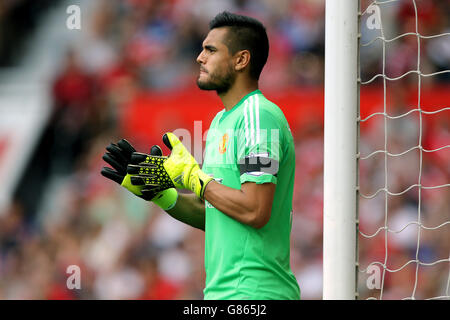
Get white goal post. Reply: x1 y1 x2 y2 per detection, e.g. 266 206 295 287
323 0 359 300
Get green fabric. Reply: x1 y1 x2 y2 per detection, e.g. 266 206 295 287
202 90 300 300
152 188 178 210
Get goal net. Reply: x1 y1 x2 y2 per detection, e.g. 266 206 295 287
357 0 449 300
324 0 449 300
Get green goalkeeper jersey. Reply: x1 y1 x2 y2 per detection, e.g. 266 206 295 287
202 89 300 300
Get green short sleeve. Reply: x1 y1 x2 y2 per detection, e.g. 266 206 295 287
236 94 283 185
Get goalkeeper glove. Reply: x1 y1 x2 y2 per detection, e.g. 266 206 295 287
127 132 213 199
101 139 178 210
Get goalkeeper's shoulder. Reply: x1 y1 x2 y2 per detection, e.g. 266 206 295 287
258 94 289 124
248 95 290 139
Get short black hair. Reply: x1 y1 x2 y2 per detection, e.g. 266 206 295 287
209 11 269 80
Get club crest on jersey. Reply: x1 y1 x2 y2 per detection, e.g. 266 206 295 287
218 133 229 154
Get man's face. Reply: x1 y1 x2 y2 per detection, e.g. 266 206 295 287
196 28 236 94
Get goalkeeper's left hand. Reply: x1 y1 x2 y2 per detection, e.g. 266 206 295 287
127 132 214 199
101 139 178 210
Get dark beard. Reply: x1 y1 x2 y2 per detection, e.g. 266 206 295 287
197 67 235 94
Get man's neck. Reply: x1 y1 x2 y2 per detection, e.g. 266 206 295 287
219 81 258 111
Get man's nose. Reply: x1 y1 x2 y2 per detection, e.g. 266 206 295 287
196 50 205 64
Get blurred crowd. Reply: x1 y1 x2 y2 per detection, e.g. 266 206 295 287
0 0 449 299
0 0 56 66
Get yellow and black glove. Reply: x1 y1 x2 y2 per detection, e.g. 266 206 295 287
101 139 178 210
127 132 213 199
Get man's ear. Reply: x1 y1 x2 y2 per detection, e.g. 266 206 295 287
234 50 251 72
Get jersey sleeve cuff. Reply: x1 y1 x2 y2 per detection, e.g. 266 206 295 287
240 173 277 185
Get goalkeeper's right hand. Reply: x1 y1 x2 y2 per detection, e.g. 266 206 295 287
101 139 178 210
126 132 213 200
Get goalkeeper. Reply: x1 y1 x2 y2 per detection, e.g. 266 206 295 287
101 11 300 300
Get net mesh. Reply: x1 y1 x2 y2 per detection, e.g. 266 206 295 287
357 0 450 300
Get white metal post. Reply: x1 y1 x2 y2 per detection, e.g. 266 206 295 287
323 0 359 299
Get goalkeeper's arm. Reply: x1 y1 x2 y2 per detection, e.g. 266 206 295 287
165 193 206 231
164 182 274 231
203 180 275 229
126 132 275 230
